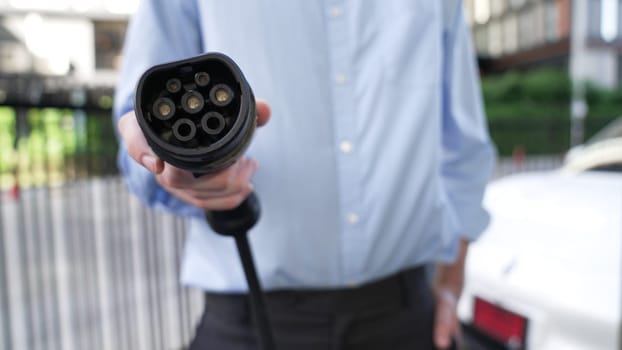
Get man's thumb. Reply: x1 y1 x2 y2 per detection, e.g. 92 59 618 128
141 153 163 174
118 112 164 174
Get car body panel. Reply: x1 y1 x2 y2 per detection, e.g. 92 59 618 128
459 171 622 350
564 117 622 172
563 138 622 172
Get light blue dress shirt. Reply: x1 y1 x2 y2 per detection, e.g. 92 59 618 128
114 0 495 292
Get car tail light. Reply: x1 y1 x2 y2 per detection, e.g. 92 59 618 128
473 297 527 348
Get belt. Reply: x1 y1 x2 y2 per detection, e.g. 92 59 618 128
204 265 428 316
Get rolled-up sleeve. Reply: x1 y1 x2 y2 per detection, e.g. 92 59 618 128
441 2 496 241
113 0 203 216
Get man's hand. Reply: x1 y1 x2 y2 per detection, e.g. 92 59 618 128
117 99 271 211
433 239 468 349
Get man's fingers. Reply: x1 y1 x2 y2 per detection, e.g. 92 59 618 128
155 157 257 210
155 165 196 190
118 112 164 174
183 159 257 198
181 158 254 192
434 305 453 348
166 181 253 210
194 189 253 210
256 99 271 126
434 290 459 349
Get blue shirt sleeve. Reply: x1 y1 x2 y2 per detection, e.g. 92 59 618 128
113 0 203 217
441 2 497 241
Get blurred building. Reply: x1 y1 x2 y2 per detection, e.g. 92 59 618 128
0 0 136 108
0 0 135 78
2 1 621 90
466 0 622 88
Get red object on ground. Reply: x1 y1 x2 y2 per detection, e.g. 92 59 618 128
512 145 526 169
9 182 19 200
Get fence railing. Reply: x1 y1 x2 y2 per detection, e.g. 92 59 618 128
487 116 616 156
0 106 205 350
0 106 565 350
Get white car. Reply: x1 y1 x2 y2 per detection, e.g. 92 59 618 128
458 119 622 350
563 117 622 173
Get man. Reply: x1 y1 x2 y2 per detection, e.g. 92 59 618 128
115 1 495 349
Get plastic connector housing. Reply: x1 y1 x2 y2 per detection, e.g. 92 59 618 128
135 52 256 175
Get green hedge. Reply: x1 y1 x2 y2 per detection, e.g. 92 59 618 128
482 68 571 121
482 68 619 155
488 118 569 156
584 83 622 118
482 69 572 107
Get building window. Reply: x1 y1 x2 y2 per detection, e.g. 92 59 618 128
557 0 571 38
489 20 504 57
509 0 527 10
587 0 602 38
465 0 474 26
587 0 622 42
545 1 560 42
491 0 507 17
532 2 546 46
474 0 491 24
474 27 488 54
601 0 619 41
93 21 127 71
518 8 534 49
503 14 519 54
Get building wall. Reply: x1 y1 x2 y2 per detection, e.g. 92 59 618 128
468 0 622 87
0 0 134 84
467 0 570 59
571 0 619 88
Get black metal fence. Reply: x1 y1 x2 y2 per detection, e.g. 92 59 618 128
0 106 204 350
488 116 616 156
0 105 564 350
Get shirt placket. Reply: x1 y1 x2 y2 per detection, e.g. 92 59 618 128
324 0 365 285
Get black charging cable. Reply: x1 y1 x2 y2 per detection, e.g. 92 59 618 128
135 53 276 350
205 193 276 350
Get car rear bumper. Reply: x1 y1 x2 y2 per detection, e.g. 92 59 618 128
461 324 523 350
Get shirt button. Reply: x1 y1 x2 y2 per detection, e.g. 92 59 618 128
335 73 348 85
329 5 343 18
346 212 359 225
339 140 353 154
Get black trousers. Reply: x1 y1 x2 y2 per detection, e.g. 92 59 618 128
189 266 441 350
